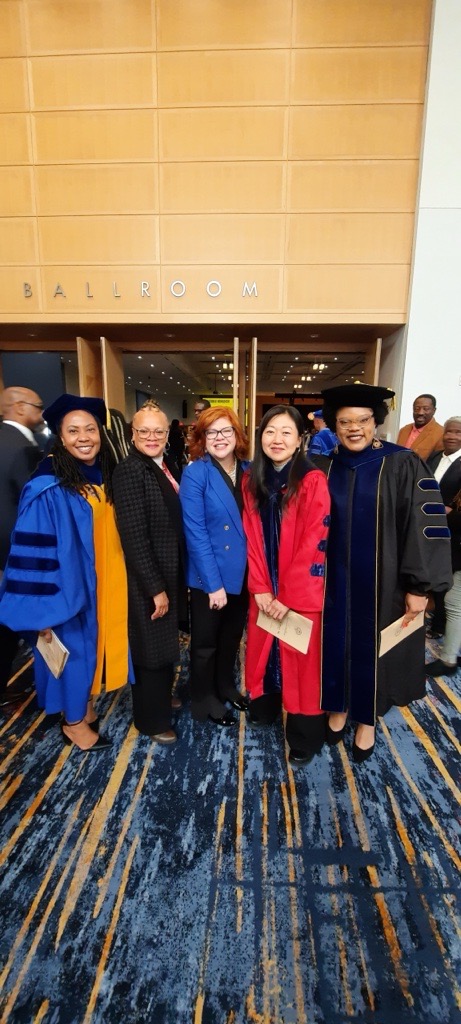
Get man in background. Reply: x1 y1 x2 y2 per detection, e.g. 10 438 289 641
0 386 43 704
397 394 444 460
308 408 338 456
194 398 211 420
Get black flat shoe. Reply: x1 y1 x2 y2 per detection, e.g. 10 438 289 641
0 688 30 707
230 696 250 712
208 710 238 727
425 658 457 677
325 721 347 746
288 749 315 765
60 724 111 751
352 740 375 764
247 714 276 727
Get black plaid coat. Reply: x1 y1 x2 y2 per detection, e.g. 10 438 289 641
112 446 185 669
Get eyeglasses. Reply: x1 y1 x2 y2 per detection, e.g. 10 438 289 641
336 414 374 429
205 426 235 440
133 427 169 440
21 401 44 410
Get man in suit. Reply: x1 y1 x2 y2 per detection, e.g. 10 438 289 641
426 417 461 637
0 386 43 704
397 393 444 460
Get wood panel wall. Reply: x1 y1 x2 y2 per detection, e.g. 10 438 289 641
0 0 432 323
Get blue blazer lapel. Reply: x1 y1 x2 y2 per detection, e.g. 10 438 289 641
205 456 244 536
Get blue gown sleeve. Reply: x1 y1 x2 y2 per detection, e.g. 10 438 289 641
0 482 95 632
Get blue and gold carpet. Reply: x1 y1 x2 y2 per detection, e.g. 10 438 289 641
0 640 460 1023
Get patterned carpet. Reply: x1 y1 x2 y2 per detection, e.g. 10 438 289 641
0 639 460 1024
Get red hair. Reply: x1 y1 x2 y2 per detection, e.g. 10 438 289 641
188 406 248 461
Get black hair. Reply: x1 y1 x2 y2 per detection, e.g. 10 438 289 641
415 394 436 407
248 404 314 509
50 417 116 503
322 400 389 433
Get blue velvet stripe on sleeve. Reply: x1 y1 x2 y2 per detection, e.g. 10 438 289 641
8 555 60 571
421 502 448 515
13 530 57 547
6 580 59 595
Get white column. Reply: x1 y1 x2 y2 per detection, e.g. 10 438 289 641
400 0 461 426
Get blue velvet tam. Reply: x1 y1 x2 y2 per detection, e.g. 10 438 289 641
313 408 324 417
43 394 107 434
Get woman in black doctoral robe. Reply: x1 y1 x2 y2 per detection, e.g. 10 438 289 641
314 383 452 763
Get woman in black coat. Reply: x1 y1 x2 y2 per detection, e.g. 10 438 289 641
112 404 187 744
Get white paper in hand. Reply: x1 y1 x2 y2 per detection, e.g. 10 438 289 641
379 610 425 657
36 631 69 678
256 609 312 654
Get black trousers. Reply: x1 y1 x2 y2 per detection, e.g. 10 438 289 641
0 623 20 691
132 663 175 736
189 587 248 720
249 693 325 756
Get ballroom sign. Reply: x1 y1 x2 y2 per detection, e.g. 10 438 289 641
23 279 259 300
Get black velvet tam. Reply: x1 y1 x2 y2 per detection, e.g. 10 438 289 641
320 383 394 408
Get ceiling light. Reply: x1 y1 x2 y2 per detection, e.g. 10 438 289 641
138 355 142 360
319 363 325 371
313 363 319 370
162 371 165 375
229 362 234 370
211 356 215 361
310 334 319 339
301 376 306 381
223 362 228 370
150 363 154 368
306 375 312 381
295 357 299 361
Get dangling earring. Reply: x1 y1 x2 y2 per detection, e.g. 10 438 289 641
372 436 383 449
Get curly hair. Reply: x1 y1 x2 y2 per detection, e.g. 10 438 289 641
188 406 248 461
50 419 116 503
322 400 389 433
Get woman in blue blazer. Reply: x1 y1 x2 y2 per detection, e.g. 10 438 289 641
180 406 249 725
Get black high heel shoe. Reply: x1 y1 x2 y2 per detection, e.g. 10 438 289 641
208 710 238 727
60 722 111 751
352 729 375 764
325 718 347 746
230 696 250 712
87 716 100 733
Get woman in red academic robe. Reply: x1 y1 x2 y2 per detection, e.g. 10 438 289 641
242 405 330 765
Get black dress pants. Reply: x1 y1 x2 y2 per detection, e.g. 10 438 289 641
132 663 174 735
0 623 21 692
189 587 248 720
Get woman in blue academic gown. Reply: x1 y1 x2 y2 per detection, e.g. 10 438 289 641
0 394 133 752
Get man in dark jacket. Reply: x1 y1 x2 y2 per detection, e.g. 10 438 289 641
0 386 43 704
426 417 461 641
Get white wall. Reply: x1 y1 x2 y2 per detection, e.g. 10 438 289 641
400 0 461 427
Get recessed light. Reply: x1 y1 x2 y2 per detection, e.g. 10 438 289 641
150 363 154 368
138 355 142 360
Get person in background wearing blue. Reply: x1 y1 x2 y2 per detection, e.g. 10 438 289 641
180 406 249 726
308 408 338 456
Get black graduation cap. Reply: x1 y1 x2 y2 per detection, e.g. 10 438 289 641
321 383 395 409
43 394 107 434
